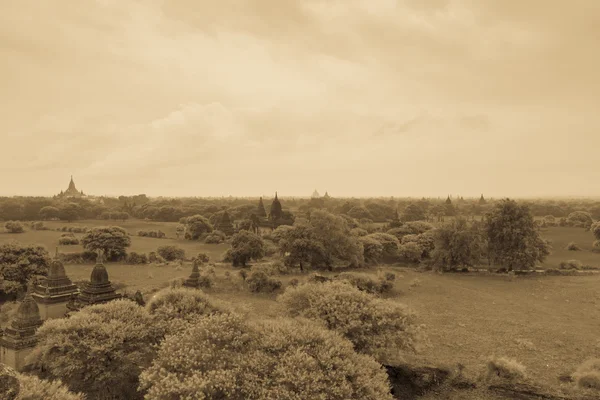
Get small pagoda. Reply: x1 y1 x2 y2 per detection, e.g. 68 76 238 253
215 211 234 236
269 192 283 221
66 250 121 314
182 262 201 289
0 281 44 371
32 249 79 320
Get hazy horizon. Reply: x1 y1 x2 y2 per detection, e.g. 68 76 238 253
2 0 599 197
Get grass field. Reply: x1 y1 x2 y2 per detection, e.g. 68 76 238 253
2 219 600 397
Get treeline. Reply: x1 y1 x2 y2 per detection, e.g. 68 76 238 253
1 195 600 224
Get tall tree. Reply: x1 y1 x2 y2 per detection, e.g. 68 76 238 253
485 199 550 271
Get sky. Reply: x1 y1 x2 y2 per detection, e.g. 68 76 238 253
1 0 599 198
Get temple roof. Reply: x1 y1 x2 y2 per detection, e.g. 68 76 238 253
49 250 67 279
90 263 110 285
12 282 42 329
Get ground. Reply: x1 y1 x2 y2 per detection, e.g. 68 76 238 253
1 219 600 398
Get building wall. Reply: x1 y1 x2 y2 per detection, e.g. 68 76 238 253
38 301 68 320
0 346 31 371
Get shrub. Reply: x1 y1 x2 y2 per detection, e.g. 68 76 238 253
148 252 165 264
183 214 213 240
4 221 24 233
224 231 265 267
384 272 396 281
559 259 582 270
486 357 526 381
139 313 394 400
30 221 47 231
205 230 226 244
192 252 210 265
246 270 282 293
336 272 394 295
17 374 84 400
137 230 166 238
146 287 231 334
573 359 600 390
59 251 97 264
58 236 80 245
398 242 423 263
278 280 419 362
263 240 279 257
156 245 185 261
566 211 593 229
351 227 369 237
28 300 164 400
592 222 600 240
126 252 148 265
566 242 581 251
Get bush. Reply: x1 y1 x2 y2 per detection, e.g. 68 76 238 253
58 236 80 245
486 357 526 381
351 227 369 237
5 221 24 233
59 251 97 264
566 211 593 229
156 245 185 261
566 242 581 251
205 230 226 244
336 272 394 295
278 281 419 362
192 252 210 265
398 242 423 263
573 359 600 390
17 373 84 400
126 252 149 265
148 252 165 264
384 272 396 281
559 259 582 270
30 221 48 231
140 314 394 400
137 230 166 238
146 287 231 334
246 270 282 293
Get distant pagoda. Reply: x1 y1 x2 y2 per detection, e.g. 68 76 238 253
183 262 201 289
0 281 43 371
215 211 234 236
323 191 331 200
32 249 79 320
57 175 85 198
311 189 320 198
257 197 267 218
66 251 121 314
269 192 283 221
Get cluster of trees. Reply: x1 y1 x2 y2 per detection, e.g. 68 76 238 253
19 281 418 399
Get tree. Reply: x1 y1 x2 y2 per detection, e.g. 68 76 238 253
360 236 384 264
28 300 164 400
0 242 50 295
156 245 185 261
566 211 594 228
402 203 426 222
146 287 232 334
80 226 131 261
365 233 400 258
224 231 265 267
346 205 374 220
16 373 84 400
39 206 60 220
139 313 393 400
485 199 551 271
183 214 213 240
592 222 600 241
4 221 24 233
278 281 419 363
309 210 364 268
58 203 82 222
431 217 484 271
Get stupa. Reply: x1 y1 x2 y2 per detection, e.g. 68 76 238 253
57 175 85 198
66 250 121 314
182 262 201 289
215 211 234 236
269 192 283 221
32 249 79 320
0 282 43 371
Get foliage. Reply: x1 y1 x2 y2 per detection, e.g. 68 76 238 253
486 357 527 381
336 272 394 295
146 287 231 334
156 245 185 261
360 236 384 264
57 203 82 222
39 206 60 220
485 199 551 271
30 221 47 230
28 300 164 400
137 230 166 238
205 230 226 244
566 241 581 251
0 242 50 294
224 231 265 267
346 205 374 220
17 374 84 400
277 280 419 363
402 203 426 222
139 313 393 400
4 221 24 233
366 233 400 258
309 210 364 268
573 359 600 390
192 252 210 265
431 217 484 271
592 222 600 241
183 214 214 240
566 211 594 228
246 270 282 293
126 252 149 265
58 236 79 245
270 225 294 244
351 227 369 237
558 259 582 270
59 250 97 265
279 224 328 271
81 226 131 261
398 242 423 263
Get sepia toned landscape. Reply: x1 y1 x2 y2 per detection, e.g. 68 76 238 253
2 1 600 399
